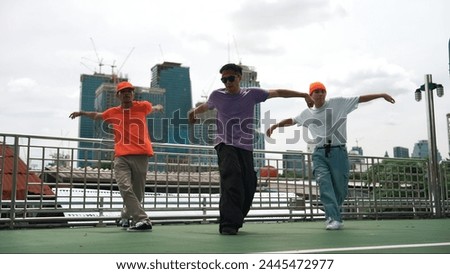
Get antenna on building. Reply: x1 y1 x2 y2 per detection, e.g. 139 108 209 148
159 44 165 62
108 59 118 83
80 61 96 73
355 137 364 147
226 34 242 64
110 60 117 75
90 37 104 74
227 35 231 63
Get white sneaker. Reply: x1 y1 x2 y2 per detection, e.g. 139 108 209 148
127 220 152 232
326 220 343 230
116 218 130 229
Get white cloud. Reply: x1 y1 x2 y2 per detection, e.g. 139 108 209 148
232 0 346 32
6 78 38 92
324 57 416 97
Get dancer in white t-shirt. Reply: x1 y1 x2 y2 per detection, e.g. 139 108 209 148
266 82 395 230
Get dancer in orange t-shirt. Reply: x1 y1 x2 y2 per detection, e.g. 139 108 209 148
70 81 163 232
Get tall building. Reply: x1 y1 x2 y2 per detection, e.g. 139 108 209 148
412 140 428 158
350 146 363 156
393 146 409 158
412 140 442 161
348 146 364 169
239 63 262 145
150 62 192 146
412 140 428 159
150 62 193 169
78 73 127 166
239 64 265 168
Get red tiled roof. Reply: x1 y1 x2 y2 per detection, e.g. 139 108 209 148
1 144 54 200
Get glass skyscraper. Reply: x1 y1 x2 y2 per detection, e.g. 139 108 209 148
150 62 192 146
412 140 442 161
149 62 193 170
239 64 265 168
393 146 409 158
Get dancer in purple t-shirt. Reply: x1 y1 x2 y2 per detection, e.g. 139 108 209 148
188 63 313 235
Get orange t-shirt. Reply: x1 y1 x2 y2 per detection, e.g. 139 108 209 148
102 101 154 157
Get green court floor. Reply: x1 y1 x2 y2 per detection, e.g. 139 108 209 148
1 219 449 254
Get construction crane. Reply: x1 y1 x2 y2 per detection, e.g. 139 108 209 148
90 37 104 74
81 38 134 84
116 47 135 77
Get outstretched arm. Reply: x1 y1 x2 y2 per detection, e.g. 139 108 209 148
188 102 209 124
69 111 103 120
266 118 296 138
359 93 395 104
268 89 314 108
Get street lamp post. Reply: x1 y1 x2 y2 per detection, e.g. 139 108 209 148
415 74 444 217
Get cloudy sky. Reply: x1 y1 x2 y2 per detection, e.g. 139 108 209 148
1 0 449 158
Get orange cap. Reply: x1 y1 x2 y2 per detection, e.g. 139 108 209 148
309 82 326 95
116 81 135 93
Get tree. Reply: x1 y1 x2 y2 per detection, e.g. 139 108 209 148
363 159 428 199
359 158 431 215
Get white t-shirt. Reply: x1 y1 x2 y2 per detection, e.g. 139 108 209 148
293 97 359 148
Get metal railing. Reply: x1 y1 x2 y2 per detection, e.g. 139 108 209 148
1 133 449 228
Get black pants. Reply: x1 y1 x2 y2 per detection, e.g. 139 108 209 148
215 143 257 231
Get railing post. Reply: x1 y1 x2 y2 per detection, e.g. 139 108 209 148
371 157 379 220
306 153 314 221
96 197 106 227
9 136 20 229
201 197 209 224
288 197 294 222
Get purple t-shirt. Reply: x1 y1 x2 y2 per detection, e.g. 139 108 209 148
207 88 269 151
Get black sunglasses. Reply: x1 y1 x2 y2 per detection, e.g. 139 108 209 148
220 75 236 84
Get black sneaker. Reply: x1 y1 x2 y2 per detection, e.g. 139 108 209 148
220 227 238 235
127 220 152 232
116 218 130 229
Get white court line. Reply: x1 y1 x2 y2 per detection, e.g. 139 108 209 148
262 242 450 253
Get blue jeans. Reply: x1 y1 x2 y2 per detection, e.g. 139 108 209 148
312 146 349 222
